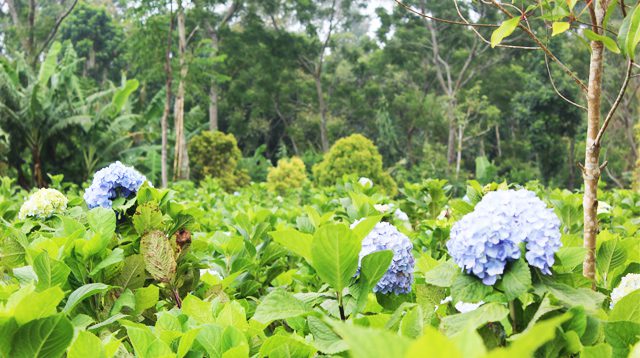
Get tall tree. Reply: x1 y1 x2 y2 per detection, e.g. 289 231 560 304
173 0 190 180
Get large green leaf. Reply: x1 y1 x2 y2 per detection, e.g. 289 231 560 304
121 320 173 358
259 333 316 358
604 321 640 358
618 4 640 59
63 283 110 313
114 254 146 291
68 331 105 358
270 229 314 264
308 316 348 354
491 17 521 48
14 286 64 325
311 224 360 293
609 289 640 323
132 203 164 236
252 290 311 325
38 42 62 86
496 259 531 300
11 314 74 358
440 303 509 336
596 238 627 286
406 325 464 358
488 314 570 357
140 230 176 283
32 253 70 290
451 273 493 303
424 260 459 287
328 319 412 358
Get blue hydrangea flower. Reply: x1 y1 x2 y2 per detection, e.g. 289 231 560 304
84 161 149 209
447 189 562 285
356 222 415 294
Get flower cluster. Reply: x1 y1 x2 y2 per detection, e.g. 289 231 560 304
358 177 373 188
447 189 562 285
610 273 640 308
356 222 415 294
84 161 149 209
18 188 68 220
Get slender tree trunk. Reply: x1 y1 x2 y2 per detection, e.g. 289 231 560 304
568 137 575 191
173 2 189 180
455 123 463 179
446 97 457 169
27 0 36 61
209 33 219 131
582 6 606 283
161 7 174 188
495 125 502 157
315 74 329 152
32 146 44 188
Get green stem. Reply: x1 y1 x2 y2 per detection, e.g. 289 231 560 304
337 292 346 321
509 300 517 333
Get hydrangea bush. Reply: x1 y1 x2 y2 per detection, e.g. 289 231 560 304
447 189 562 285
18 188 68 219
357 222 415 294
83 161 148 209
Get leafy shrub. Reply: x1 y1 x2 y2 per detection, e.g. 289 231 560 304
238 144 272 182
635 123 640 190
267 157 308 194
188 130 249 191
313 134 397 195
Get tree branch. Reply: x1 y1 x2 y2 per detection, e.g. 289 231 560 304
594 59 634 145
34 0 79 62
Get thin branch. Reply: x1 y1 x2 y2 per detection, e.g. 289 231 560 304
545 54 587 110
453 0 539 50
594 59 634 145
489 0 588 93
34 0 79 62
395 0 498 28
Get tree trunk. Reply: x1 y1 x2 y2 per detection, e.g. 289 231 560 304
173 3 189 181
582 6 606 283
209 32 219 131
568 137 575 191
32 146 44 188
161 7 174 188
315 74 329 152
446 97 457 169
455 123 463 179
495 125 502 157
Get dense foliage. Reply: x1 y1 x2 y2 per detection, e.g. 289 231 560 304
313 134 397 195
0 174 639 357
267 156 308 194
188 131 249 191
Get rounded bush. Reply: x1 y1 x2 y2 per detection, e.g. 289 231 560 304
312 134 396 194
188 131 249 191
267 157 308 194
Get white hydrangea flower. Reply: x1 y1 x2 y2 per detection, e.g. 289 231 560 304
374 203 391 213
18 188 68 220
455 300 485 313
358 177 373 188
610 273 640 309
394 209 409 222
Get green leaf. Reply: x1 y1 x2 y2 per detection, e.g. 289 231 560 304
451 273 493 303
133 203 164 236
252 290 311 325
618 4 640 59
328 319 412 358
87 207 116 238
491 17 521 48
351 215 382 242
399 305 424 339
360 250 393 290
121 320 173 358
270 229 314 264
604 321 640 358
440 303 509 336
134 285 159 314
450 328 487 358
259 333 317 358
89 248 124 276
311 224 360 293
32 253 70 290
11 314 74 358
496 259 531 300
552 22 571 36
68 331 105 358
182 295 214 324
609 289 640 323
488 314 571 357
543 282 606 313
63 283 110 314
406 325 463 358
582 343 613 358
424 260 459 287
195 324 224 357
14 286 64 325
114 254 146 291
0 317 17 357
110 79 139 115
38 42 62 86
584 29 621 54
177 329 201 358
596 238 627 285
308 316 348 354
140 230 176 282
